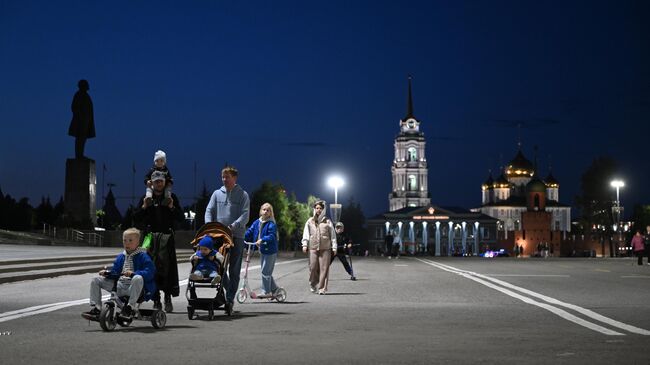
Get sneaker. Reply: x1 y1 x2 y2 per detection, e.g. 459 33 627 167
224 301 233 314
189 273 203 281
310 285 317 293
121 304 133 318
210 274 221 286
153 300 162 310
318 289 326 295
350 276 356 281
81 307 100 321
388 256 392 260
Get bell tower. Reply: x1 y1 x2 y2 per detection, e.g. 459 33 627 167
389 76 431 211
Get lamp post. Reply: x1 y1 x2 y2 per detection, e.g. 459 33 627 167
610 179 624 256
327 175 344 224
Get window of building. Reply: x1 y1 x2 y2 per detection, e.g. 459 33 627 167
407 147 417 161
408 175 417 191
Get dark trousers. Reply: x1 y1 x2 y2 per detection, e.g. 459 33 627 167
224 237 244 304
330 252 353 276
636 250 644 265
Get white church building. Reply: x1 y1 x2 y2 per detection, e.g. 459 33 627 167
368 77 499 255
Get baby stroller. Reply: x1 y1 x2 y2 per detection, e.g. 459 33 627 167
185 222 233 319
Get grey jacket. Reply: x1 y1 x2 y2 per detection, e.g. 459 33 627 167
205 185 250 238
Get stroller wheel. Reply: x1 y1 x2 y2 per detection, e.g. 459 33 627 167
236 288 247 304
151 309 167 329
187 306 195 320
99 303 116 332
275 288 287 303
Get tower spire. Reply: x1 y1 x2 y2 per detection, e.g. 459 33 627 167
405 75 414 119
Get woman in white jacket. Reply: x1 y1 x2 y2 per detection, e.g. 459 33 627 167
302 200 337 295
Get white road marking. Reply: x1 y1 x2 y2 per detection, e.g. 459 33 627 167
0 258 303 323
486 274 570 277
417 258 650 336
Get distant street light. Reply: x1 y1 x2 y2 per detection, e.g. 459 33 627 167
610 179 625 204
327 176 344 205
327 175 344 224
610 179 625 256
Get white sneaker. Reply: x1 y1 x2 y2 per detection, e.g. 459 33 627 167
310 285 317 293
318 289 326 295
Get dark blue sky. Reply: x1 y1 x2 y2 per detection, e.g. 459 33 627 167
1 0 649 218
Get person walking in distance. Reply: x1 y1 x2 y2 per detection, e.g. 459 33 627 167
301 200 337 295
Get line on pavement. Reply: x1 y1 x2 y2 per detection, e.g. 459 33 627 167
416 258 650 336
485 274 570 277
0 258 304 323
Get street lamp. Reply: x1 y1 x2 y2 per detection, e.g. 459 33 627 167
610 179 625 256
610 179 624 204
327 175 344 224
327 176 344 205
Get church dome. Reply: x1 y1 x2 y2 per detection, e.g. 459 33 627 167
481 174 494 190
505 150 534 178
494 173 509 189
545 172 559 188
526 177 547 193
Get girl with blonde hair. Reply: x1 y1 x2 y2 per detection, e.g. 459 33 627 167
245 202 279 296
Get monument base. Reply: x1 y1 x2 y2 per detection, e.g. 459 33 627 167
64 158 97 227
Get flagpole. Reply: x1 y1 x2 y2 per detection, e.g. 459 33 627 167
102 163 106 207
132 162 136 207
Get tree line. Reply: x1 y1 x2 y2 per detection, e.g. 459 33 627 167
0 182 369 252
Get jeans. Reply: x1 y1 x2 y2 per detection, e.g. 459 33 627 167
224 236 244 303
260 253 278 294
90 275 144 307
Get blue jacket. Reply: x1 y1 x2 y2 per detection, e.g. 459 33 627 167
107 250 157 301
245 219 278 255
195 250 219 272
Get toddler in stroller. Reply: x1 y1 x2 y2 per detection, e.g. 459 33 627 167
186 222 233 319
189 236 223 286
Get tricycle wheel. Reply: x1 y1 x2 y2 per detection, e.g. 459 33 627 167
151 309 166 329
99 303 116 332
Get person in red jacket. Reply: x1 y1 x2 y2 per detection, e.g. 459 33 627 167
631 230 646 266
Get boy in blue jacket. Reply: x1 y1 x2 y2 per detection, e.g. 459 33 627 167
82 228 156 321
189 236 222 286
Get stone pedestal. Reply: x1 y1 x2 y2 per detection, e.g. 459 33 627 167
64 158 97 226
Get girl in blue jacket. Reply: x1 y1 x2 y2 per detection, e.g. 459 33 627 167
245 202 279 296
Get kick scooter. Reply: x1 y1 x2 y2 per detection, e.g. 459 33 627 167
236 241 286 303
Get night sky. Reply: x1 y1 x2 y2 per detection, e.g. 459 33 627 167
1 0 649 218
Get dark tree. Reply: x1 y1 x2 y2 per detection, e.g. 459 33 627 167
340 197 368 255
35 196 55 225
193 181 211 230
249 181 293 250
575 157 618 257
